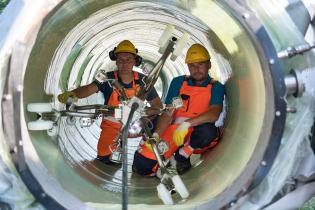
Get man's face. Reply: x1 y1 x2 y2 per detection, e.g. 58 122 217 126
116 52 136 73
187 60 211 82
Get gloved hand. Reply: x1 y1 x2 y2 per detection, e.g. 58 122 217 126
57 91 77 104
173 121 191 146
144 132 159 152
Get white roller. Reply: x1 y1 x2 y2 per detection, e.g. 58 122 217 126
27 103 52 113
158 43 169 55
28 120 54 131
158 24 175 54
170 32 190 61
157 183 173 205
172 175 189 199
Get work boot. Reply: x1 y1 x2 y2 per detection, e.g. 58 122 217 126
176 159 192 175
97 155 120 165
174 151 191 175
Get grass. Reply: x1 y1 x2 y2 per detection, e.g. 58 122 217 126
300 196 315 210
0 0 10 14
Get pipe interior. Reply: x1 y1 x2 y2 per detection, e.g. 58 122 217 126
23 0 271 208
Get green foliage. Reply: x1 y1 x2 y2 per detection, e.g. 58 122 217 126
0 0 10 14
300 196 315 210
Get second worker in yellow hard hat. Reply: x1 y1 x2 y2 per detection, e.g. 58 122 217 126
133 43 225 176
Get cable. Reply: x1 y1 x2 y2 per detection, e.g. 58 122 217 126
121 102 139 210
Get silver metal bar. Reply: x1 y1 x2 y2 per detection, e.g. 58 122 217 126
121 102 139 210
73 104 114 110
278 43 315 59
111 80 128 101
152 144 165 168
137 38 176 100
59 111 97 118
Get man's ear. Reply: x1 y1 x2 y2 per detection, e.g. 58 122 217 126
135 55 142 67
208 61 212 69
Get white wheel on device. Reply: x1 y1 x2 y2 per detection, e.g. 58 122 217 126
170 32 190 61
27 103 52 113
158 24 175 54
27 120 54 130
47 125 58 136
171 175 189 199
157 183 173 205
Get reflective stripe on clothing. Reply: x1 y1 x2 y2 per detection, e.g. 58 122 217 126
179 145 194 158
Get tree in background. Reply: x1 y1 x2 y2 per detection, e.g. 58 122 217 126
0 0 10 14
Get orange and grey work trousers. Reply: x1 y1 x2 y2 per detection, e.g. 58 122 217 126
133 122 221 176
97 119 121 157
97 71 141 158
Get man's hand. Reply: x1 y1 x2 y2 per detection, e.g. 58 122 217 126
57 91 77 104
144 132 159 152
173 121 191 146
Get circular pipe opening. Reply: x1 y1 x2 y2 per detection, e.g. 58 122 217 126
19 0 286 209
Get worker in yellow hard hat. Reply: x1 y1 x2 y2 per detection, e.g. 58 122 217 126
58 40 163 164
133 44 225 176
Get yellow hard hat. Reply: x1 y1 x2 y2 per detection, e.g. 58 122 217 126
114 40 137 55
185 44 210 64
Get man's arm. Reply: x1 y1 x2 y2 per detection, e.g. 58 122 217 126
145 96 163 116
147 96 163 109
72 83 99 98
186 104 222 127
154 108 173 136
58 83 100 103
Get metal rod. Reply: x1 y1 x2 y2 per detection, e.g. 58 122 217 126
121 102 139 210
111 80 129 101
60 111 97 118
137 38 176 100
277 43 315 59
140 118 166 169
73 104 115 110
